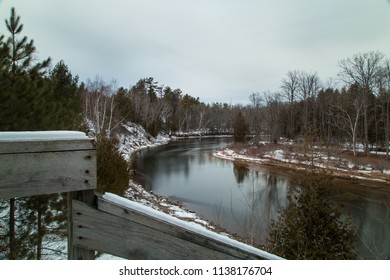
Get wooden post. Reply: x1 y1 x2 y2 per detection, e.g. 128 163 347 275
68 190 96 260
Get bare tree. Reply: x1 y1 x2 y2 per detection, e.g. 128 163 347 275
298 71 322 136
248 92 263 138
376 60 390 157
82 76 117 137
338 51 385 154
330 85 364 156
263 91 282 143
281 70 300 138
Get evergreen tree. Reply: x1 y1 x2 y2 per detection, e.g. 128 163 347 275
114 87 133 124
0 7 51 131
266 170 357 259
233 111 249 143
0 8 72 260
0 7 53 260
49 60 82 130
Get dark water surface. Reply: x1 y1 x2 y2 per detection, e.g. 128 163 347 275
133 138 390 259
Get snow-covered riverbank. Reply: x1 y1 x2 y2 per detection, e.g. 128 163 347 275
213 142 390 185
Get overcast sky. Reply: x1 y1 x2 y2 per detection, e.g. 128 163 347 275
1 0 390 104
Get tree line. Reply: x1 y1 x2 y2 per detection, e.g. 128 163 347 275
83 54 390 159
243 54 389 157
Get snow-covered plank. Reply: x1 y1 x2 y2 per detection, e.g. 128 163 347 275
0 131 94 154
0 131 88 141
71 194 281 260
0 150 96 199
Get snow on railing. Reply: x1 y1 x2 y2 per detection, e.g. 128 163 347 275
0 130 88 141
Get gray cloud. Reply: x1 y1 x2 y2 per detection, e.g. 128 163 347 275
1 0 389 104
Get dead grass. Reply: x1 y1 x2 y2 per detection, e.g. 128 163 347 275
342 152 389 172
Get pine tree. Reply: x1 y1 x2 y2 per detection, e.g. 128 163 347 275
49 60 82 130
0 8 72 259
266 170 357 259
233 111 249 143
0 7 51 131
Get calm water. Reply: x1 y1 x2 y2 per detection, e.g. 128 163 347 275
133 138 390 259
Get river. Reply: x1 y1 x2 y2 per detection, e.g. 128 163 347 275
133 138 390 259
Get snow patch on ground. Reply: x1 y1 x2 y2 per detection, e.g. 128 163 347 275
214 148 265 163
264 150 285 161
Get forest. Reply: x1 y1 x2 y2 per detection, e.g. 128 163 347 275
83 52 390 154
0 7 389 259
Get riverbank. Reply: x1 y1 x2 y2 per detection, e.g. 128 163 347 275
213 142 390 186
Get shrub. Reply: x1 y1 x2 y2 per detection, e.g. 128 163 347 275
96 136 131 196
266 169 357 259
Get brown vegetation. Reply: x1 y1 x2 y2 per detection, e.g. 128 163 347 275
226 142 390 184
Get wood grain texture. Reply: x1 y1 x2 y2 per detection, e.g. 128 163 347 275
73 199 273 260
0 150 96 199
0 139 95 154
68 190 96 260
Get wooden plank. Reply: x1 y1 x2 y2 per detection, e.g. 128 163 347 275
98 197 276 259
68 190 96 260
0 139 95 154
0 150 96 199
73 199 274 260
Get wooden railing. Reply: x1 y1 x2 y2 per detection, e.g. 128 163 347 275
0 131 281 260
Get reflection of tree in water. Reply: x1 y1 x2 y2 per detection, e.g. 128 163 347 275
230 164 288 245
233 162 250 184
330 186 390 259
353 199 390 259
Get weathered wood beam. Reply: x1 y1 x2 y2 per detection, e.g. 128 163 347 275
0 132 96 199
0 150 96 199
0 139 95 154
72 198 278 260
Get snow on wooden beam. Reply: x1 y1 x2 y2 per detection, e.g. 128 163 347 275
71 193 282 260
0 131 96 199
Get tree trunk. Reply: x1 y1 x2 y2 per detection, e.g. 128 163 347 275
37 208 43 260
9 198 15 259
386 92 389 158
363 98 369 155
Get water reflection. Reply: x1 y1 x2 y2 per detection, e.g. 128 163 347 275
233 162 250 184
134 138 390 259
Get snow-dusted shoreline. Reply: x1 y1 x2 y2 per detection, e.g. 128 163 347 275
213 146 390 185
118 122 171 161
